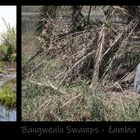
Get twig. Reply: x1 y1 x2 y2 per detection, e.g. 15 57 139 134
39 99 52 111
57 36 97 87
59 49 95 86
87 6 92 24
50 111 62 121
22 48 44 69
33 99 52 119
27 79 68 95
60 94 81 109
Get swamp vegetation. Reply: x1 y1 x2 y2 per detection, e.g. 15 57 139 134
22 6 140 121
0 19 16 121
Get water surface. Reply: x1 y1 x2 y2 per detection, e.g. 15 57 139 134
0 70 16 121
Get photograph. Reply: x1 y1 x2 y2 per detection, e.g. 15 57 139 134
0 6 16 121
22 6 140 121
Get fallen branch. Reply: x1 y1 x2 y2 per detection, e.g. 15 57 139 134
91 25 106 85
27 79 68 95
22 48 44 70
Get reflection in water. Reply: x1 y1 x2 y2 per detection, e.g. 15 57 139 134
0 105 16 121
0 73 16 79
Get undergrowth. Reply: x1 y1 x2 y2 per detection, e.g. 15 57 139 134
0 80 16 109
22 57 140 121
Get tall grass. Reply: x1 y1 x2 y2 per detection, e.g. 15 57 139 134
0 81 16 109
0 19 16 110
0 18 16 62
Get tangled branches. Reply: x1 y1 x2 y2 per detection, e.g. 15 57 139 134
23 6 140 91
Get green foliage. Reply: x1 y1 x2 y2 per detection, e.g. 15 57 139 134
0 60 4 68
0 60 5 73
0 18 16 62
35 6 58 36
0 82 16 109
0 44 7 53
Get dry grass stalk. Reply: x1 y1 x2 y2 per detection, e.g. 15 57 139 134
27 79 68 95
60 94 81 109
